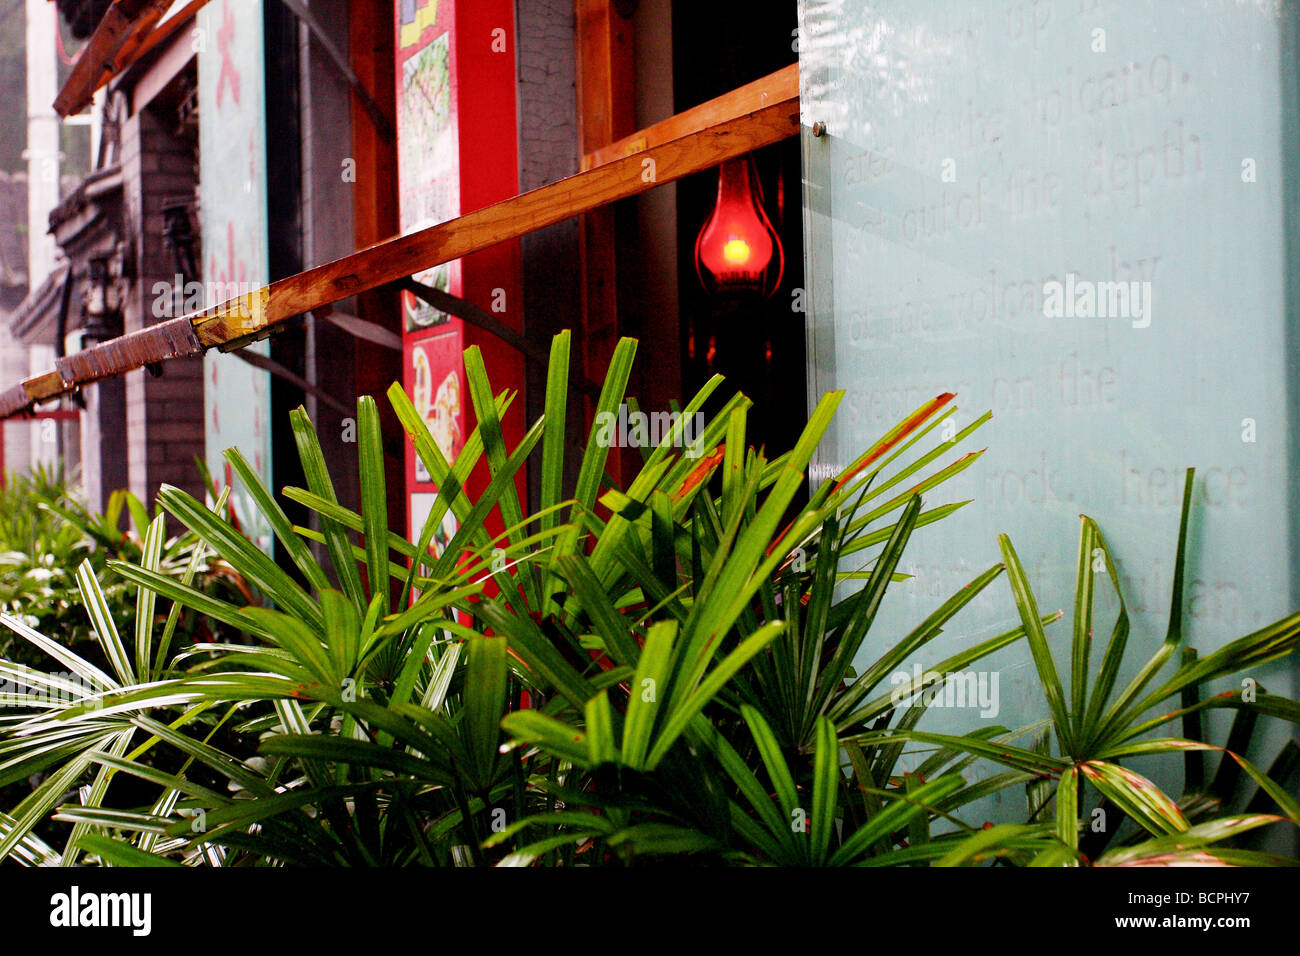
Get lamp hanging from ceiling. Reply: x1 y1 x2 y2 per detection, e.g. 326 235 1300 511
694 154 784 298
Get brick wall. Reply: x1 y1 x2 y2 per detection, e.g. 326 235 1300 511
516 0 583 508
120 106 206 509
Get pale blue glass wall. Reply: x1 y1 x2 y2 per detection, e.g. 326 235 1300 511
798 0 1300 824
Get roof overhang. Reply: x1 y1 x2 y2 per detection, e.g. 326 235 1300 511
55 0 209 117
9 264 71 345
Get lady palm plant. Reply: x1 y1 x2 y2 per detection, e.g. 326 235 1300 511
0 490 234 865
0 330 1294 867
488 390 1057 865
861 469 1300 866
0 466 244 653
0 466 252 855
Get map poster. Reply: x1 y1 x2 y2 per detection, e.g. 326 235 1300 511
396 0 461 332
397 0 466 545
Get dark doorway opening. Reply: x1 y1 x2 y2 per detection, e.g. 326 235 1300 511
673 0 806 460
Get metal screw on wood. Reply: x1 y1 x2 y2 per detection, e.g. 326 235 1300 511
812 121 827 137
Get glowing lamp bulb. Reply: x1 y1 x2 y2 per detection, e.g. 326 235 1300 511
722 238 752 264
694 155 783 297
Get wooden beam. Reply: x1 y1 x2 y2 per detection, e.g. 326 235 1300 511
0 94 800 418
53 0 209 118
116 0 210 81
582 64 799 171
346 0 403 556
280 0 393 140
188 99 798 345
575 0 636 484
575 0 636 153
128 5 201 113
54 0 181 117
349 0 397 251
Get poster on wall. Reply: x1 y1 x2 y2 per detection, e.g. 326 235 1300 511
405 330 466 553
398 0 464 542
397 0 461 331
198 0 273 553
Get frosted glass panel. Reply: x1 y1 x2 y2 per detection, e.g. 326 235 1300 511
798 0 1300 790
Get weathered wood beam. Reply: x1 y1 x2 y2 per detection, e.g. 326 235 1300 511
279 0 393 140
582 64 799 171
575 0 636 154
54 0 183 117
119 0 210 80
187 96 798 345
0 91 800 419
575 0 636 396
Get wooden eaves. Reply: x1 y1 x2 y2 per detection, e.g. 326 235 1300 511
3 64 800 419
54 0 211 118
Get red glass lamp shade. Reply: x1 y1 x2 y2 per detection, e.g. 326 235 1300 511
694 155 784 297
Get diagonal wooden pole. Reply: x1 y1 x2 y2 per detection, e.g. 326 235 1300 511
2 74 799 419
54 0 181 118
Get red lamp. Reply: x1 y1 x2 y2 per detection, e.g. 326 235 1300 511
694 155 784 298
